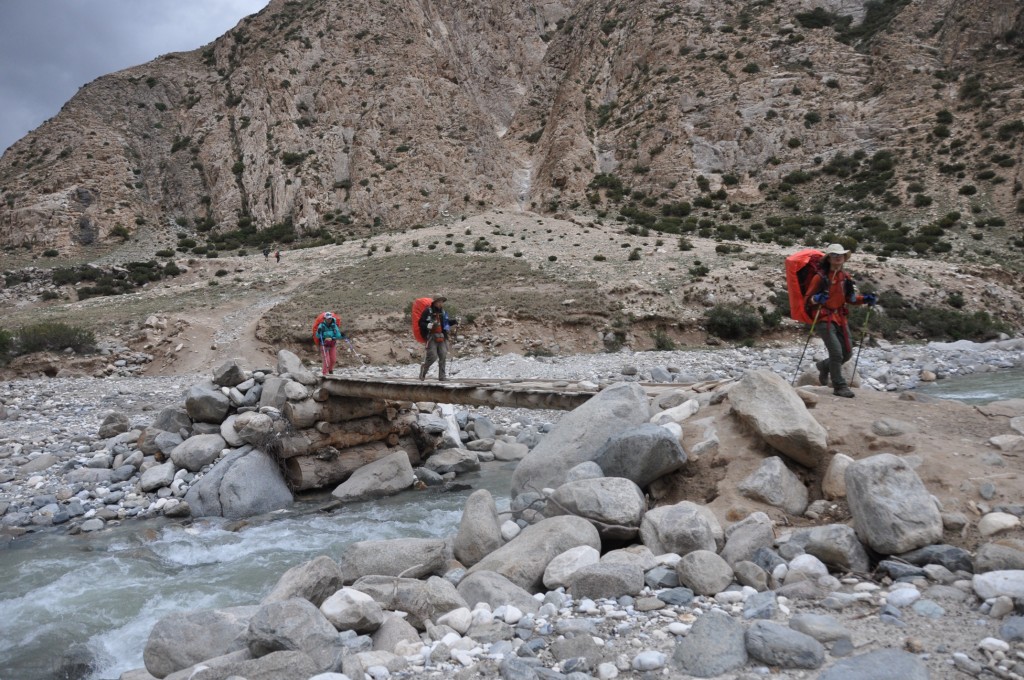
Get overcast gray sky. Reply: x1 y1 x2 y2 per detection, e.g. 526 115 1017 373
0 0 270 154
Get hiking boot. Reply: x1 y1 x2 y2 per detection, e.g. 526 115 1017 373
418 366 427 381
833 385 855 398
817 362 830 387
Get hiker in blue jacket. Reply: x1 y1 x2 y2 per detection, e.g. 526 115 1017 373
316 312 344 375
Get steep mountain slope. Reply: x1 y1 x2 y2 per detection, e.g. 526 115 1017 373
0 0 1021 257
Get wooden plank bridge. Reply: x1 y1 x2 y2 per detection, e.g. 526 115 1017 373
321 375 713 410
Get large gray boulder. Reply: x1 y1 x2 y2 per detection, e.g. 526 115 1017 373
170 433 226 472
352 575 468 630
567 562 645 600
259 376 289 410
727 370 827 467
738 456 809 515
456 570 542 615
845 453 942 554
262 555 344 607
454 489 504 567
818 648 929 680
511 382 649 498
98 411 130 438
331 450 415 503
144 605 258 678
185 383 230 424
672 609 747 677
277 349 317 386
184 447 292 518
640 501 721 556
245 598 344 673
592 423 689 488
152 407 192 435
339 538 447 583
319 587 384 634
745 620 825 669
213 359 247 387
467 515 602 592
140 461 176 492
546 477 646 541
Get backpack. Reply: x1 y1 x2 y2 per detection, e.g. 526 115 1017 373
312 311 339 345
784 249 825 324
411 297 433 344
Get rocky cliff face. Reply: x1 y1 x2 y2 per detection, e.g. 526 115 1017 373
0 0 1021 254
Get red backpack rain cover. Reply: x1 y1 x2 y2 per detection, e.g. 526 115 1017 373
785 249 824 324
411 298 432 344
311 311 339 345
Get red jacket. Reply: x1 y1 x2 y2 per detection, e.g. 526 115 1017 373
804 269 867 326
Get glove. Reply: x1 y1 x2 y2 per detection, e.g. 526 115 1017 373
862 293 877 306
811 292 829 305
427 321 435 330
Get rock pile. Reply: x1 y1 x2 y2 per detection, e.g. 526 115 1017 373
120 370 1024 680
1 350 543 534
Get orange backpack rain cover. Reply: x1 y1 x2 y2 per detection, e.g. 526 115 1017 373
785 249 824 324
311 311 339 344
411 297 432 344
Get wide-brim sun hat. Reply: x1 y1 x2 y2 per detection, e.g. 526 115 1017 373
824 243 850 256
433 295 448 302
323 312 334 319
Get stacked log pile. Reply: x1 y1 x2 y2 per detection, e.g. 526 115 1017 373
279 389 433 491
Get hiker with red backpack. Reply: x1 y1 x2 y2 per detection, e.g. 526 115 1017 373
413 295 457 381
802 244 877 398
313 311 345 375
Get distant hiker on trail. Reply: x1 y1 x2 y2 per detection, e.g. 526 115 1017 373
275 250 281 263
263 246 270 260
804 243 877 398
314 311 345 375
416 295 457 381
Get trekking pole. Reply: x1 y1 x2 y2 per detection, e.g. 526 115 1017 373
791 307 822 385
344 337 365 365
851 306 872 383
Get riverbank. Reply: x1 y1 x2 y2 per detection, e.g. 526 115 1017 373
2 338 1024 679
2 337 1024 539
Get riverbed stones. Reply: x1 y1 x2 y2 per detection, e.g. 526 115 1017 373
720 512 775 566
567 561 645 600
821 452 853 500
454 489 503 567
277 349 318 386
143 604 259 678
140 461 176 491
510 382 649 498
845 453 943 554
727 370 828 468
738 456 809 515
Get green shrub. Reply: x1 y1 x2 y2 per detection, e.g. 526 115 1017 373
15 321 95 355
215 269 229 277
155 249 175 258
705 303 763 340
0 327 12 359
43 249 59 257
628 248 641 261
651 329 676 351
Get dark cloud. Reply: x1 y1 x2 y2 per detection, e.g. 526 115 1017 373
0 0 269 153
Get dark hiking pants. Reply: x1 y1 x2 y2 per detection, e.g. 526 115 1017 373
816 320 852 388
